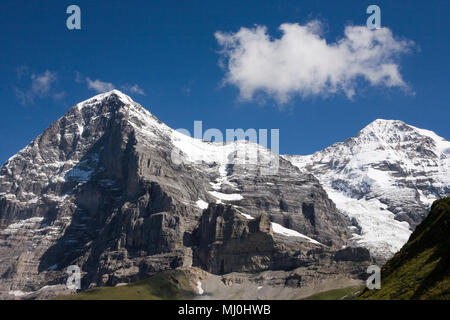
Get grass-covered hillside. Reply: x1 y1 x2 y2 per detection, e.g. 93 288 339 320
360 197 450 300
54 267 205 300
302 285 364 300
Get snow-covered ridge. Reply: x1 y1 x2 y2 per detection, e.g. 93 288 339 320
120 91 282 208
104 89 277 174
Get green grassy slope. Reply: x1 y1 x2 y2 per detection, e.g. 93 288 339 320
360 197 450 300
55 268 201 300
302 285 364 300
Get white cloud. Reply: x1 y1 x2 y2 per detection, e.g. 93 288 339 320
121 83 145 95
84 76 145 96
15 88 34 105
53 91 66 100
31 70 57 95
86 77 115 93
215 21 414 103
15 70 61 105
74 71 83 83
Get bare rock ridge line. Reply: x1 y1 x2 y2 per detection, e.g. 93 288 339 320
0 90 448 299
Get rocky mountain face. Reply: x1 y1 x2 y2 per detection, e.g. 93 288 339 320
285 119 450 259
0 90 370 299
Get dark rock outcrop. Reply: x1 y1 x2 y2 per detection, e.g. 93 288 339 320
193 204 277 273
334 247 371 262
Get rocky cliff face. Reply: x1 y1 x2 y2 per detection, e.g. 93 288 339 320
0 90 361 299
285 119 450 259
192 203 370 275
193 204 277 274
0 91 197 296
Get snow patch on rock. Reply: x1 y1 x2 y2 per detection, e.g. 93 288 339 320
209 191 243 201
196 199 209 210
271 222 323 245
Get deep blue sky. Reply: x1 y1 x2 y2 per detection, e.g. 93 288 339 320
0 0 449 164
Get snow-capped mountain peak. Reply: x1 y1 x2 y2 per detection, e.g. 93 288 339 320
285 119 450 259
76 89 135 111
358 119 449 154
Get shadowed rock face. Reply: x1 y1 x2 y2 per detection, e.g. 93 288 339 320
0 90 364 299
334 247 371 262
193 204 277 274
193 204 371 276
